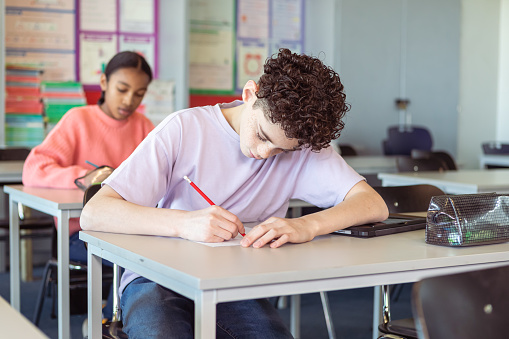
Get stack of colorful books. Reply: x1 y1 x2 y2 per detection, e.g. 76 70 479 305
41 81 86 132
5 65 45 147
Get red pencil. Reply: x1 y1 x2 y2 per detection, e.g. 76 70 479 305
183 176 245 237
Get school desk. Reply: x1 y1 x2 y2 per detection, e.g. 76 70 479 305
479 154 509 168
378 169 509 194
80 228 509 339
343 155 398 175
0 160 24 272
0 295 49 339
4 184 83 339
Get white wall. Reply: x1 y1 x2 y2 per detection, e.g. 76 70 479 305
496 0 509 141
158 0 189 111
457 0 500 168
304 0 337 68
314 0 461 156
305 0 509 169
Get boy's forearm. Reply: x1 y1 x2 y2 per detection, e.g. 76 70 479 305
300 190 389 237
80 193 182 237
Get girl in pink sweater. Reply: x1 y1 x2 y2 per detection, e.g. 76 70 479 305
22 51 155 264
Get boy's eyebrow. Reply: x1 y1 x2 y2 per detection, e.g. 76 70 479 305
259 125 299 152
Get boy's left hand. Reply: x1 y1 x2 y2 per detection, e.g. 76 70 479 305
240 217 316 249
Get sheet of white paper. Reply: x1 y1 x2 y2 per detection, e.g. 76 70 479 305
195 226 255 247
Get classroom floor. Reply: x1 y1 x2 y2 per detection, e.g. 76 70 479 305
0 250 414 339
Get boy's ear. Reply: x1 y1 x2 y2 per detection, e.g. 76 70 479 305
242 80 258 103
99 74 107 91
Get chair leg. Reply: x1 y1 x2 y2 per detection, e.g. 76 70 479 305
391 284 404 302
32 262 53 325
50 281 57 319
320 291 336 339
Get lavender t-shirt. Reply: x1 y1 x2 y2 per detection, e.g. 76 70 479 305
104 101 364 295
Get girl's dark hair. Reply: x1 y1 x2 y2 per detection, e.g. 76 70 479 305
97 51 153 105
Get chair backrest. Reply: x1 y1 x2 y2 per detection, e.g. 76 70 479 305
0 147 31 161
412 265 509 339
396 156 447 172
373 184 445 213
482 142 509 155
383 126 433 156
83 184 102 206
338 144 358 156
411 149 457 171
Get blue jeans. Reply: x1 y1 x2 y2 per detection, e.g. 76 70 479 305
120 277 293 339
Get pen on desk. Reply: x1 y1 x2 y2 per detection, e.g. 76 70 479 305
86 160 99 168
183 176 245 237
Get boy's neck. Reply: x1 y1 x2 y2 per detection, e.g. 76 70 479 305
221 103 244 135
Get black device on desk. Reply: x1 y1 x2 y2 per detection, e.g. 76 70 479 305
334 214 427 238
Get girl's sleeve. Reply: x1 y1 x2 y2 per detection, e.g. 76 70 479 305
22 114 89 189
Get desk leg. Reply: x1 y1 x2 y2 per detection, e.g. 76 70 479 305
57 210 70 339
0 228 6 272
289 206 302 338
195 290 216 339
9 196 20 310
88 245 102 339
290 294 301 338
21 232 33 281
372 286 382 339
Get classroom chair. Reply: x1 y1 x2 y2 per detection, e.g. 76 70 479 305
32 184 114 327
410 149 457 171
481 141 509 155
481 142 509 169
412 264 509 339
382 126 433 156
396 156 447 173
338 144 358 156
373 184 445 339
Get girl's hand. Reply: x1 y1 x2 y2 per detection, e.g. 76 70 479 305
240 217 317 249
178 205 244 243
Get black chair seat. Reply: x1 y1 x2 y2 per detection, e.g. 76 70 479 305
412 265 509 339
102 321 128 339
379 318 418 338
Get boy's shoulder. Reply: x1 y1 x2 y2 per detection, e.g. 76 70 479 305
157 104 220 126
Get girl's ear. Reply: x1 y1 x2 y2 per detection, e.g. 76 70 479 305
99 74 108 91
242 80 258 103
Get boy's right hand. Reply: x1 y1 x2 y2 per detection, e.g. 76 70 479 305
178 205 244 243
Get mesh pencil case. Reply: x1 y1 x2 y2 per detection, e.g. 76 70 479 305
426 193 509 247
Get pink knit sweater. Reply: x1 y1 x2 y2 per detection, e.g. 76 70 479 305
22 105 155 234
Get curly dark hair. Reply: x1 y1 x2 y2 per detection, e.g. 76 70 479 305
254 48 350 151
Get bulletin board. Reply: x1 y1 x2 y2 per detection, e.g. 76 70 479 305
236 0 304 92
189 0 304 95
5 0 77 81
76 0 158 89
189 0 236 95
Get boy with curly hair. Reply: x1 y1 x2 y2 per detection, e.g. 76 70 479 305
81 48 388 338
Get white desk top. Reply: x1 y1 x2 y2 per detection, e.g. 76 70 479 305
81 229 509 292
378 169 509 194
343 155 398 174
0 161 24 183
479 154 509 167
3 184 84 212
0 296 49 338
